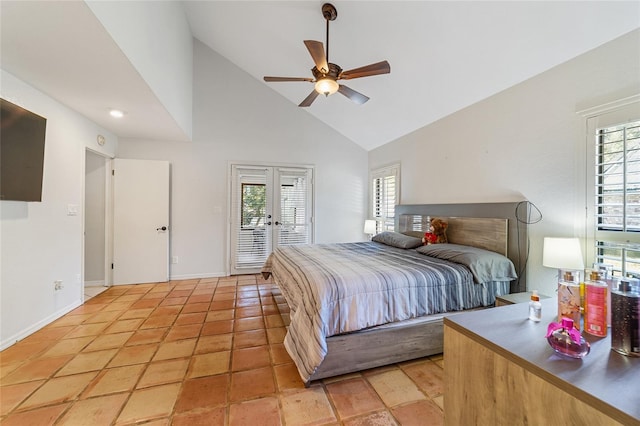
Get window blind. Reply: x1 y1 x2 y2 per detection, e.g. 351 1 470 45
371 164 400 232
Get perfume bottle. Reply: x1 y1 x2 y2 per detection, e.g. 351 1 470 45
557 270 581 329
611 277 640 357
528 290 542 322
584 270 607 337
546 318 590 359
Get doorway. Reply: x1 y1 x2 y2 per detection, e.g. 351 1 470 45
84 150 110 298
230 164 314 274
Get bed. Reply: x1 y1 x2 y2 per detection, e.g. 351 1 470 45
261 203 528 385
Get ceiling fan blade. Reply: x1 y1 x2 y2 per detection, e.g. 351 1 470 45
303 40 329 74
299 90 320 107
264 76 314 82
340 61 391 80
338 85 369 105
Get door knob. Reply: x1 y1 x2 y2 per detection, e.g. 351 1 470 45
157 226 167 231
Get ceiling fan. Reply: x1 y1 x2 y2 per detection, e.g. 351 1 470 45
263 3 390 107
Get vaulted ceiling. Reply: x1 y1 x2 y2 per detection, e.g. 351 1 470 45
2 1 639 151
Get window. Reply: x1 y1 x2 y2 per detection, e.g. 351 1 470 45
594 119 640 277
371 164 400 232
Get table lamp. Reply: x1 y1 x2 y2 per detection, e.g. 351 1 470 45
364 220 377 240
542 237 585 279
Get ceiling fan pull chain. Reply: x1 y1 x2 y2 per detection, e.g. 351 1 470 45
325 17 330 66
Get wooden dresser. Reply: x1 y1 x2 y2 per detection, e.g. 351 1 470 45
443 298 640 425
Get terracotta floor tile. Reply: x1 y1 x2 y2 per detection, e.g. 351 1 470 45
108 343 159 367
266 327 286 344
366 369 426 407
1 403 69 426
201 320 234 336
116 382 181 425
165 323 203 341
233 329 268 348
0 380 45 415
64 322 109 339
57 392 128 426
270 343 293 365
229 366 275 402
210 300 235 310
152 305 183 316
0 362 22 380
130 298 162 309
140 315 177 329
115 293 144 302
326 378 385 420
195 334 233 354
21 325 75 342
126 327 168 345
83 309 122 324
175 312 207 326
265 314 285 328
391 399 443 426
102 301 134 312
68 303 106 315
55 349 117 376
343 410 398 426
231 345 270 371
2 355 73 385
186 294 213 304
104 318 145 334
83 332 133 352
0 340 54 365
236 305 263 319
234 316 265 331
153 338 197 361
160 297 188 307
169 290 193 298
40 336 94 357
402 359 444 398
47 313 93 327
172 406 225 426
137 358 189 388
206 309 235 322
118 308 155 319
82 363 145 397
274 363 305 391
235 297 260 307
432 394 444 410
181 302 210 313
280 386 337 425
229 396 281 426
174 374 229 413
188 351 230 378
18 372 97 410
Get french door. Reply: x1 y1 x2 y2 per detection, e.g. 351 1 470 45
230 164 313 274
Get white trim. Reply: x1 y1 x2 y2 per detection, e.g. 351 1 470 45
169 272 227 280
0 300 82 351
577 94 640 118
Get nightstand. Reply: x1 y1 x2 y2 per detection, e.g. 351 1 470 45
495 291 550 307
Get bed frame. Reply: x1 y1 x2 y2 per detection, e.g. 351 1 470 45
274 202 528 384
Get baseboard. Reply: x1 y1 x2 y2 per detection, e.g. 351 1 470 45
0 299 82 351
169 272 227 280
84 280 105 287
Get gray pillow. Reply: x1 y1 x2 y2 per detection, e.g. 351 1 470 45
372 231 424 249
417 243 517 283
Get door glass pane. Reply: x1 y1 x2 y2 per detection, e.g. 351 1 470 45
278 169 311 246
233 167 270 270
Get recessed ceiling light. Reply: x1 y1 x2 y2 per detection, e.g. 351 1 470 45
109 109 124 118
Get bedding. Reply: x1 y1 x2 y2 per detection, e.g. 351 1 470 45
371 231 423 249
261 240 514 383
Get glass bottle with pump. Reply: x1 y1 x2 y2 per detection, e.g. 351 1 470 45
558 270 581 329
584 270 607 337
611 277 640 357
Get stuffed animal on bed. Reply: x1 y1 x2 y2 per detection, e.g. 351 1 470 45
423 217 448 245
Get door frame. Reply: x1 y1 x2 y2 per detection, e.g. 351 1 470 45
227 160 315 275
82 149 114 302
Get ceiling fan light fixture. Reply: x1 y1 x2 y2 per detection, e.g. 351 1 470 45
315 78 339 96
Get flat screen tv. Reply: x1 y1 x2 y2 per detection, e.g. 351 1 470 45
1 98 47 202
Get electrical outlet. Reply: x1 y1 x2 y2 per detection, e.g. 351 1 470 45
171 256 179 264
54 280 63 291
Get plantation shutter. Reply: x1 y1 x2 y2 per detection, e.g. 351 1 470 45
276 167 313 246
371 164 400 232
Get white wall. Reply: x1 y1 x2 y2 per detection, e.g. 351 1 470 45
86 0 193 140
369 29 640 298
116 40 368 278
0 70 117 349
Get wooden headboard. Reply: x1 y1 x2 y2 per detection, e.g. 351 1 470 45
395 202 528 293
398 215 508 256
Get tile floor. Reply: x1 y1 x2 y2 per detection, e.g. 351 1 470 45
0 275 445 425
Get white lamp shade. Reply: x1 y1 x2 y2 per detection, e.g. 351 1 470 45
315 78 339 95
542 237 585 270
364 220 377 235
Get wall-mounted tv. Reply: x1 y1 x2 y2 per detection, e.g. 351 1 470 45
1 98 47 202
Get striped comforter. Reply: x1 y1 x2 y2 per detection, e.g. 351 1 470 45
261 241 508 383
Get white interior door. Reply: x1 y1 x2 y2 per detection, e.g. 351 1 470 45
230 164 313 274
113 158 170 285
